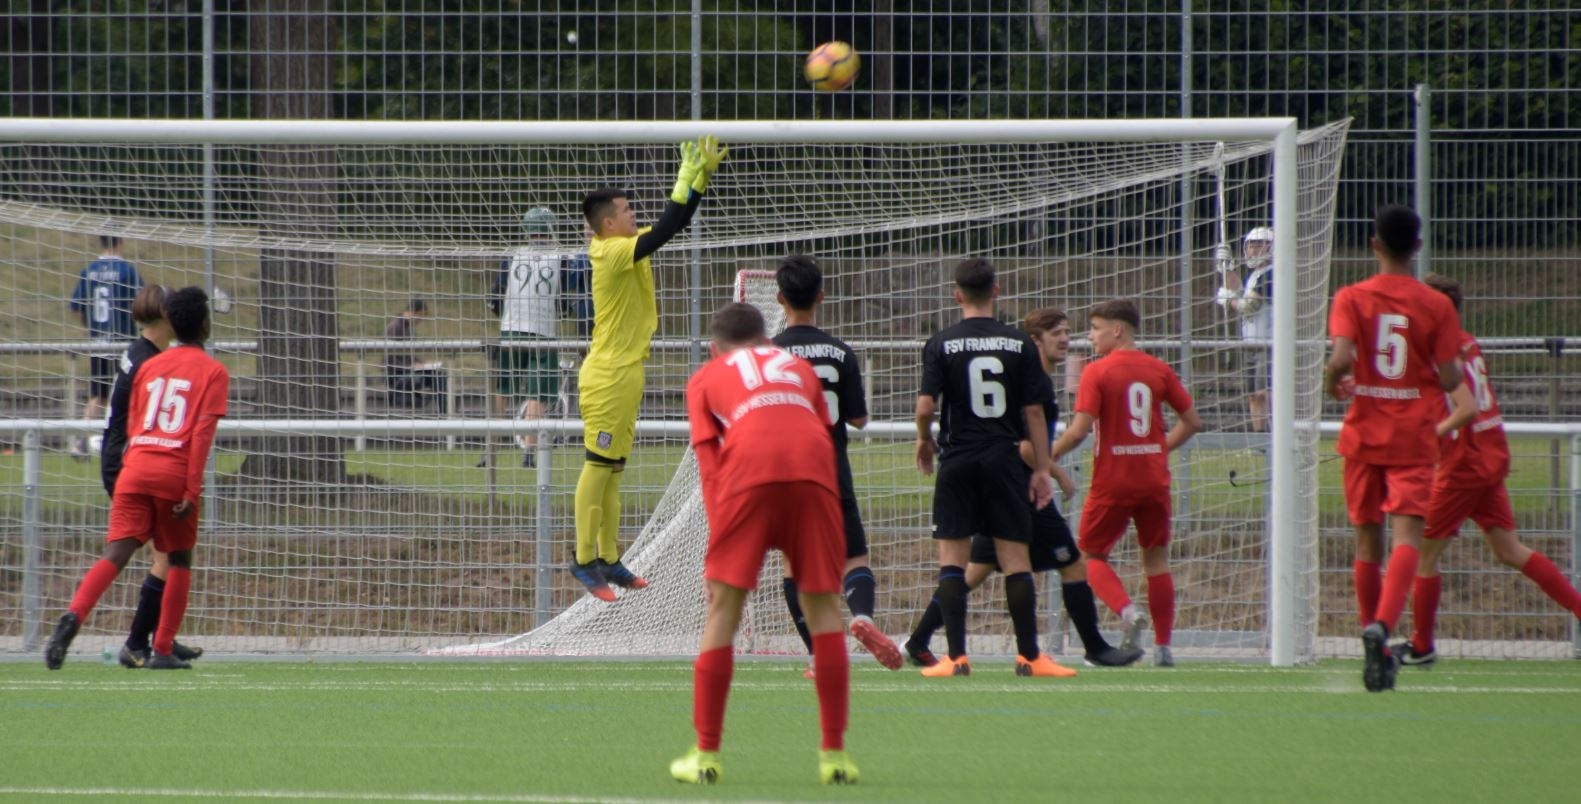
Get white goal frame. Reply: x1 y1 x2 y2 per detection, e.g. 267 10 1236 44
0 116 1305 664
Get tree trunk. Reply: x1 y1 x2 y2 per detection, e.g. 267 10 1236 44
237 1 346 486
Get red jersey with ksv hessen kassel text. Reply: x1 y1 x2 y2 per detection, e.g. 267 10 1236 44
1436 333 1511 488
1075 349 1193 505
686 345 838 504
115 344 230 503
1328 273 1462 466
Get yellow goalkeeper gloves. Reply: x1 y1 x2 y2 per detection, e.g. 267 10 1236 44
671 140 703 204
689 135 728 194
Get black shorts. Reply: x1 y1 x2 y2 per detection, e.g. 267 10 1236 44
88 355 118 400
931 447 1032 543
841 495 868 559
970 501 1079 572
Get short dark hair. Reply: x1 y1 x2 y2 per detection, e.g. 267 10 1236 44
1423 272 1463 312
583 188 628 230
99 235 122 250
1022 306 1068 337
1089 299 1141 332
407 298 428 314
953 258 995 303
163 286 210 344
1374 204 1421 259
776 255 823 311
131 284 168 327
710 302 766 345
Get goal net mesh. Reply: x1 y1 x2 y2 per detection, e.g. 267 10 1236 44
0 121 1396 663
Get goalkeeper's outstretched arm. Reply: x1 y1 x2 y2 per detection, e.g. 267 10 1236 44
634 135 727 262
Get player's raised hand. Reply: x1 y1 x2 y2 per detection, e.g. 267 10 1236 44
171 499 194 520
690 135 728 194
1029 471 1054 510
914 437 936 476
672 140 702 204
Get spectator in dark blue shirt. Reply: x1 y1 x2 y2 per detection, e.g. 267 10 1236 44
68 236 144 455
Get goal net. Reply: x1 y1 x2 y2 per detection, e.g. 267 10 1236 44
0 119 1391 665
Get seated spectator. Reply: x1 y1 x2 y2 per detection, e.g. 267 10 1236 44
384 298 448 408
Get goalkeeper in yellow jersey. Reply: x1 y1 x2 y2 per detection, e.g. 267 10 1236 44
571 135 727 601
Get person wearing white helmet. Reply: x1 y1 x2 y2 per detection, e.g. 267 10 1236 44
1215 226 1275 431
487 207 577 468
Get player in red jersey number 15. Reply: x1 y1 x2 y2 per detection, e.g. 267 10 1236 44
46 287 229 671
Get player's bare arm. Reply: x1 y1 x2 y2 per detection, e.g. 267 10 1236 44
1049 411 1094 462
848 415 869 430
1324 335 1356 400
1165 406 1202 453
914 394 937 475
1437 380 1477 438
1021 403 1055 509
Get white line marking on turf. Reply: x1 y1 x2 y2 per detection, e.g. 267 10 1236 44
0 787 811 804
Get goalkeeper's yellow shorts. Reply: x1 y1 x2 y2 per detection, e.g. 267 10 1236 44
578 358 644 460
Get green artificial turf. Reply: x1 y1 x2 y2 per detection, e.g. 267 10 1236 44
1 658 1577 803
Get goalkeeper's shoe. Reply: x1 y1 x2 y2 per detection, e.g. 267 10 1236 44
172 641 204 662
1392 641 1437 669
44 612 81 670
849 616 903 670
1120 609 1150 651
904 639 939 668
598 559 649 590
147 651 192 670
669 747 721 785
118 644 149 669
1016 653 1078 678
569 560 616 602
920 655 970 678
1084 645 1145 667
818 750 859 785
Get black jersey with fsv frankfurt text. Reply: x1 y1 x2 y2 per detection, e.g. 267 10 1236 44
774 324 868 499
920 316 1051 459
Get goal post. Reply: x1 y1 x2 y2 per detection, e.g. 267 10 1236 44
0 117 1348 666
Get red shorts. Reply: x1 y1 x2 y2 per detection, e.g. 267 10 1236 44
107 492 199 553
1425 482 1516 541
1077 496 1171 556
1343 460 1433 525
706 481 844 594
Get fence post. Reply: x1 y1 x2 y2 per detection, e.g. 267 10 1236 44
1571 434 1579 659
1550 338 1564 513
1413 84 1431 278
535 428 553 629
22 429 43 651
354 359 368 452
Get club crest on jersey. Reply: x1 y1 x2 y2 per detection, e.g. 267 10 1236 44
596 431 613 450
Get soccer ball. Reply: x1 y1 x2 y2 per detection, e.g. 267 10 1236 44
804 41 860 92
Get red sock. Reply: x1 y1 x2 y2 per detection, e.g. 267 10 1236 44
1374 546 1419 633
692 645 733 752
1521 552 1581 618
811 632 849 751
1353 560 1381 628
1410 575 1441 654
1146 573 1175 647
68 559 122 622
152 566 191 655
1085 559 1132 616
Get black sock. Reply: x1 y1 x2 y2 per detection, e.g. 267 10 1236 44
911 598 943 649
843 567 876 620
126 574 166 652
936 566 969 660
1005 572 1040 659
782 577 814 653
1062 580 1111 654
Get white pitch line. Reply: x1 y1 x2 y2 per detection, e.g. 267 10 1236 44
0 787 811 804
2 679 1578 696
